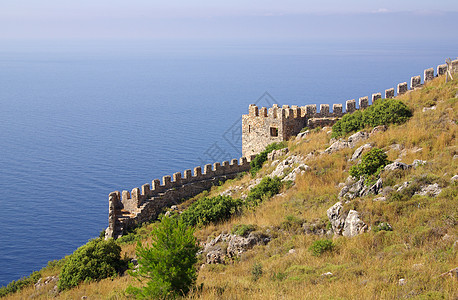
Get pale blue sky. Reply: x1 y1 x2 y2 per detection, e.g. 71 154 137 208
1 0 457 39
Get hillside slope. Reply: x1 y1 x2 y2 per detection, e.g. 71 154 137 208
5 76 457 299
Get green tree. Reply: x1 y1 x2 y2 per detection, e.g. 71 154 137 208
126 216 199 299
58 238 124 290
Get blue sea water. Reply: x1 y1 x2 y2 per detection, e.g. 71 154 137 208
0 38 456 286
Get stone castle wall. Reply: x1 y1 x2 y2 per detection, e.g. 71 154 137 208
106 156 254 239
242 59 458 157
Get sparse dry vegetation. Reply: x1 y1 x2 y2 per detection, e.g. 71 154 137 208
3 76 457 299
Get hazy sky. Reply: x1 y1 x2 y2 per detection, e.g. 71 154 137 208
1 0 458 40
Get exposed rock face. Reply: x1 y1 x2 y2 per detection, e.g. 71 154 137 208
327 202 367 237
342 210 368 237
296 130 310 140
351 143 372 161
339 177 383 200
268 155 310 182
415 183 442 197
370 125 387 135
347 131 370 148
325 131 369 154
327 202 347 235
202 232 271 264
384 162 412 171
267 148 289 161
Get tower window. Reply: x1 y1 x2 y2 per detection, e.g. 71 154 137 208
270 127 278 137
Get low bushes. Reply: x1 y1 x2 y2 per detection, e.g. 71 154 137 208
349 148 391 180
0 271 41 297
246 176 282 206
58 238 125 290
309 239 335 256
332 98 412 138
180 196 243 227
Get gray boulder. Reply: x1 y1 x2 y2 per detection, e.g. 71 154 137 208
347 131 369 148
227 232 269 258
342 210 368 237
325 139 350 154
296 130 310 140
327 202 347 235
351 143 372 161
384 162 412 171
415 183 442 197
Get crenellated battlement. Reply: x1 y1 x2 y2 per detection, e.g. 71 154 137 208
105 156 254 239
107 58 457 239
242 59 458 157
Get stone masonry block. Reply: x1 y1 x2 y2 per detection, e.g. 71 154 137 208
372 93 381 103
320 104 329 115
346 99 356 113
437 64 447 76
424 68 434 82
411 76 421 89
332 104 342 114
385 88 394 99
397 82 408 95
359 97 368 109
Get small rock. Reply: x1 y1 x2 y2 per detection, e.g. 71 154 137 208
296 130 310 140
384 162 411 171
321 272 333 276
398 278 406 286
350 143 372 161
415 183 442 197
370 125 387 135
170 205 178 210
342 210 368 237
347 131 369 148
451 175 458 182
390 143 403 151
288 249 296 254
411 159 427 168
325 139 350 154
412 264 424 270
422 106 436 112
81 297 88 300
327 202 346 235
373 196 386 202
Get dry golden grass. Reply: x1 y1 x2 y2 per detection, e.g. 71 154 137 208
6 76 458 300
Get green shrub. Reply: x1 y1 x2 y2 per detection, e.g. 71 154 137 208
362 98 412 127
58 238 125 290
373 222 393 233
251 263 263 282
246 176 282 206
309 239 335 256
0 271 41 297
331 110 364 138
126 216 199 299
231 224 256 236
250 142 287 176
349 148 391 179
180 196 242 227
332 99 412 138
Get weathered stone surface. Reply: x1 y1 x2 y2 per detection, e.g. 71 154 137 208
267 148 289 161
415 183 442 197
411 159 427 168
343 210 368 237
325 139 350 154
384 162 412 171
206 249 224 264
282 163 310 182
296 130 310 140
351 143 372 161
327 202 347 235
227 232 270 258
347 131 370 148
370 125 387 135
451 175 458 182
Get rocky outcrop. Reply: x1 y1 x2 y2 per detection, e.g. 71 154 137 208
325 131 369 154
339 177 383 200
202 232 271 264
327 202 367 237
384 162 412 171
342 210 368 237
267 148 289 161
351 143 372 161
269 155 310 182
327 202 347 235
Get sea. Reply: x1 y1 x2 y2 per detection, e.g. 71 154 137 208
0 38 456 286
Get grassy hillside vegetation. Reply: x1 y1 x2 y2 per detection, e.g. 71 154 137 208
3 76 457 299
